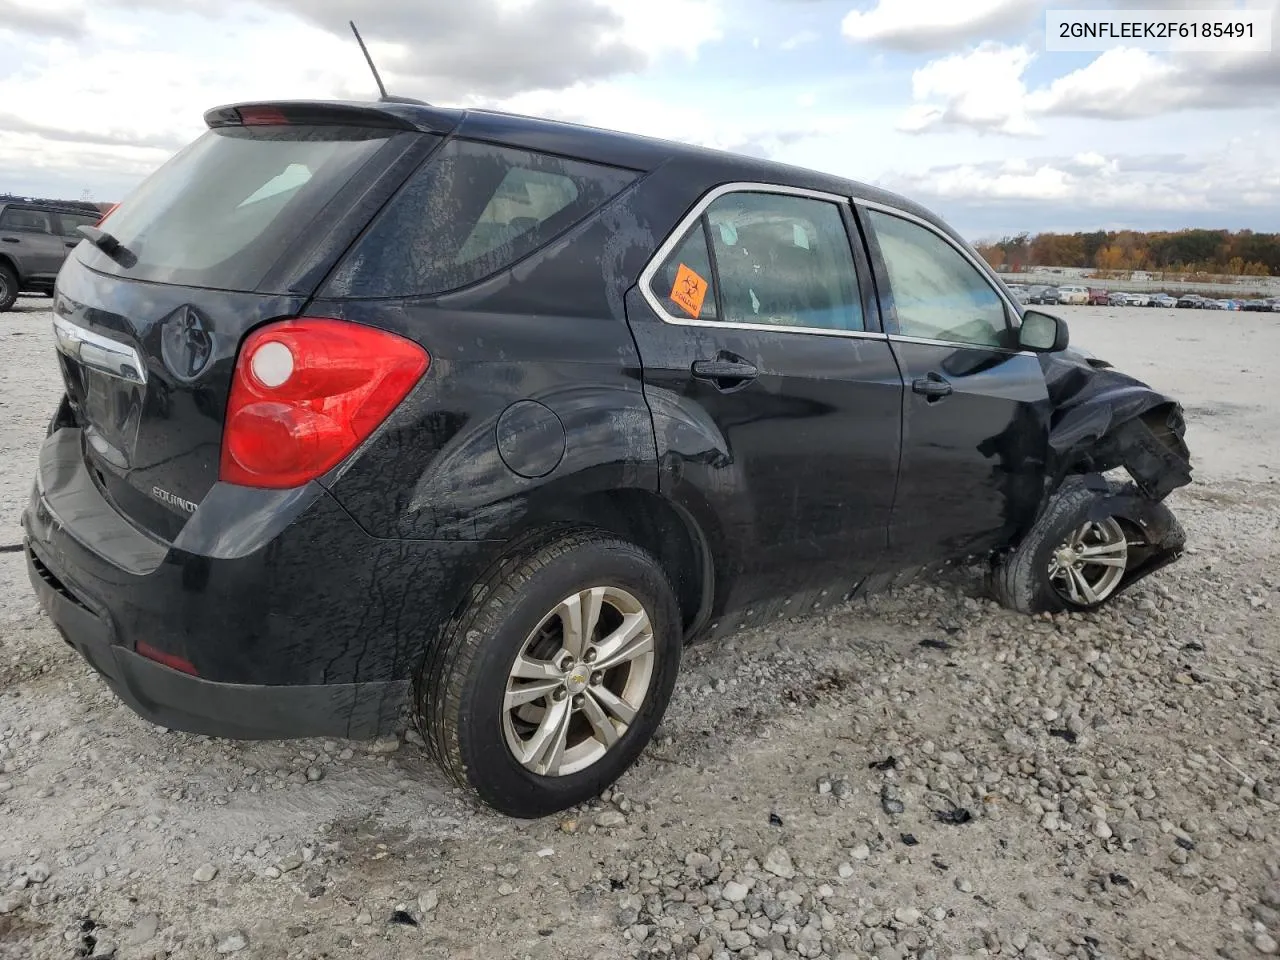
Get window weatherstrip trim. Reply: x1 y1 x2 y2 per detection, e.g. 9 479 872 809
637 181 889 342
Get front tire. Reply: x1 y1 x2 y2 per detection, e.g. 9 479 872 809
990 478 1154 615
418 528 682 818
0 264 18 312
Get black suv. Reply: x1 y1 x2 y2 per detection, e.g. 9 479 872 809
0 196 104 310
22 100 1192 817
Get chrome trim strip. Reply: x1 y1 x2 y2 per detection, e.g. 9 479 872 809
887 333 1034 357
636 181 889 342
52 315 148 385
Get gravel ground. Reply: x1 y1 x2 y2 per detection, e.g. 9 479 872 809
1 300 1277 960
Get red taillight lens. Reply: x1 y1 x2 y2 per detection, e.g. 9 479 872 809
95 203 118 227
220 318 429 489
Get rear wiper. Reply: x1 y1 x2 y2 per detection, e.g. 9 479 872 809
76 225 136 267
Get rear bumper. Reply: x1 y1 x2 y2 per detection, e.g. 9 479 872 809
27 543 407 739
22 427 494 740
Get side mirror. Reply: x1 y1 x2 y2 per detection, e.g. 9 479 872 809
1019 309 1069 352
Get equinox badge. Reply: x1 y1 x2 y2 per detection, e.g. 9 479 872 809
151 486 199 514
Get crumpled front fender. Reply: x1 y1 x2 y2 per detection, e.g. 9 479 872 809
1041 349 1193 502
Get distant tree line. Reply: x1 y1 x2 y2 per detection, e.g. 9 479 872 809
974 229 1277 277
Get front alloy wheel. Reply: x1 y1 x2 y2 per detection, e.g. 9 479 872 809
1047 517 1132 606
503 586 655 777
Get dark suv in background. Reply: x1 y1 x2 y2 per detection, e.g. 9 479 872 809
0 196 104 310
23 99 1191 817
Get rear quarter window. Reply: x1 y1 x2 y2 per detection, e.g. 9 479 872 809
327 140 638 298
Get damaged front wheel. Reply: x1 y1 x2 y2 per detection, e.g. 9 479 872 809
990 476 1184 614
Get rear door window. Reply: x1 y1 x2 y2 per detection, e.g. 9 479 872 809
646 190 864 334
647 224 719 322
1 208 54 233
73 125 405 292
328 141 638 298
705 192 863 332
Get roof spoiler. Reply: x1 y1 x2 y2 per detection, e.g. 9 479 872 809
202 100 458 135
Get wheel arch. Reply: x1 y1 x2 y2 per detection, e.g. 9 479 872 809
508 485 716 639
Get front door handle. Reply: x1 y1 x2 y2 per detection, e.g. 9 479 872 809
912 372 953 400
692 356 758 391
1 237 19 244
65 241 78 248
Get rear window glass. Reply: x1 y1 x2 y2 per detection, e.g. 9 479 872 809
75 125 399 292
329 140 638 298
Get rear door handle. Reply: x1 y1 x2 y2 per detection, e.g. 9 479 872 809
912 373 953 400
65 241 78 248
692 359 757 379
692 357 758 391
1 237 19 244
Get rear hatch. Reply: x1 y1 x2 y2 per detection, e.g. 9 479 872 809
52 102 444 541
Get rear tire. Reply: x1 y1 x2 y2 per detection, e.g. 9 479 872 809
989 477 1164 615
0 264 18 312
418 527 682 818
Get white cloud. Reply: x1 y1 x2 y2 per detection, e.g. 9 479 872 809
1025 48 1181 118
888 133 1280 219
898 43 1038 136
780 30 819 51
841 0 1037 51
902 2 1280 139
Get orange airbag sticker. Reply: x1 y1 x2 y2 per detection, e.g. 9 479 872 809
670 264 709 318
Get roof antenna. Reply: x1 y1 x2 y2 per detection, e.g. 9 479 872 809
348 20 428 105
349 20 389 100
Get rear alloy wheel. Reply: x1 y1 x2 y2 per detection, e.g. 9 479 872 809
503 586 656 777
0 264 18 312
419 528 681 818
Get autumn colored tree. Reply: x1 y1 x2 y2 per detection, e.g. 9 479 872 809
972 227 1274 276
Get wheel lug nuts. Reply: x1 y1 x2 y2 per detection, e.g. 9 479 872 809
590 672 603 686
573 695 585 708
553 688 568 702
558 656 574 672
583 649 597 663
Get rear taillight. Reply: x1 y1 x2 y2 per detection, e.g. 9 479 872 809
220 317 429 489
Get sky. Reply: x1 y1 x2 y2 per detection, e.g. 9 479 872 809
0 0 1277 241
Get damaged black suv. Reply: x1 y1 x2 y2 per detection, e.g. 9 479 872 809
23 99 1191 818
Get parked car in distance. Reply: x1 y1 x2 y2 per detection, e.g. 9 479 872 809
1176 294 1204 309
1204 299 1229 310
1241 297 1280 312
0 197 104 311
1005 283 1031 304
1122 292 1151 307
1107 291 1129 307
1055 284 1089 305
1088 287 1109 305
22 96 1194 818
1149 293 1177 308
1028 285 1061 304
